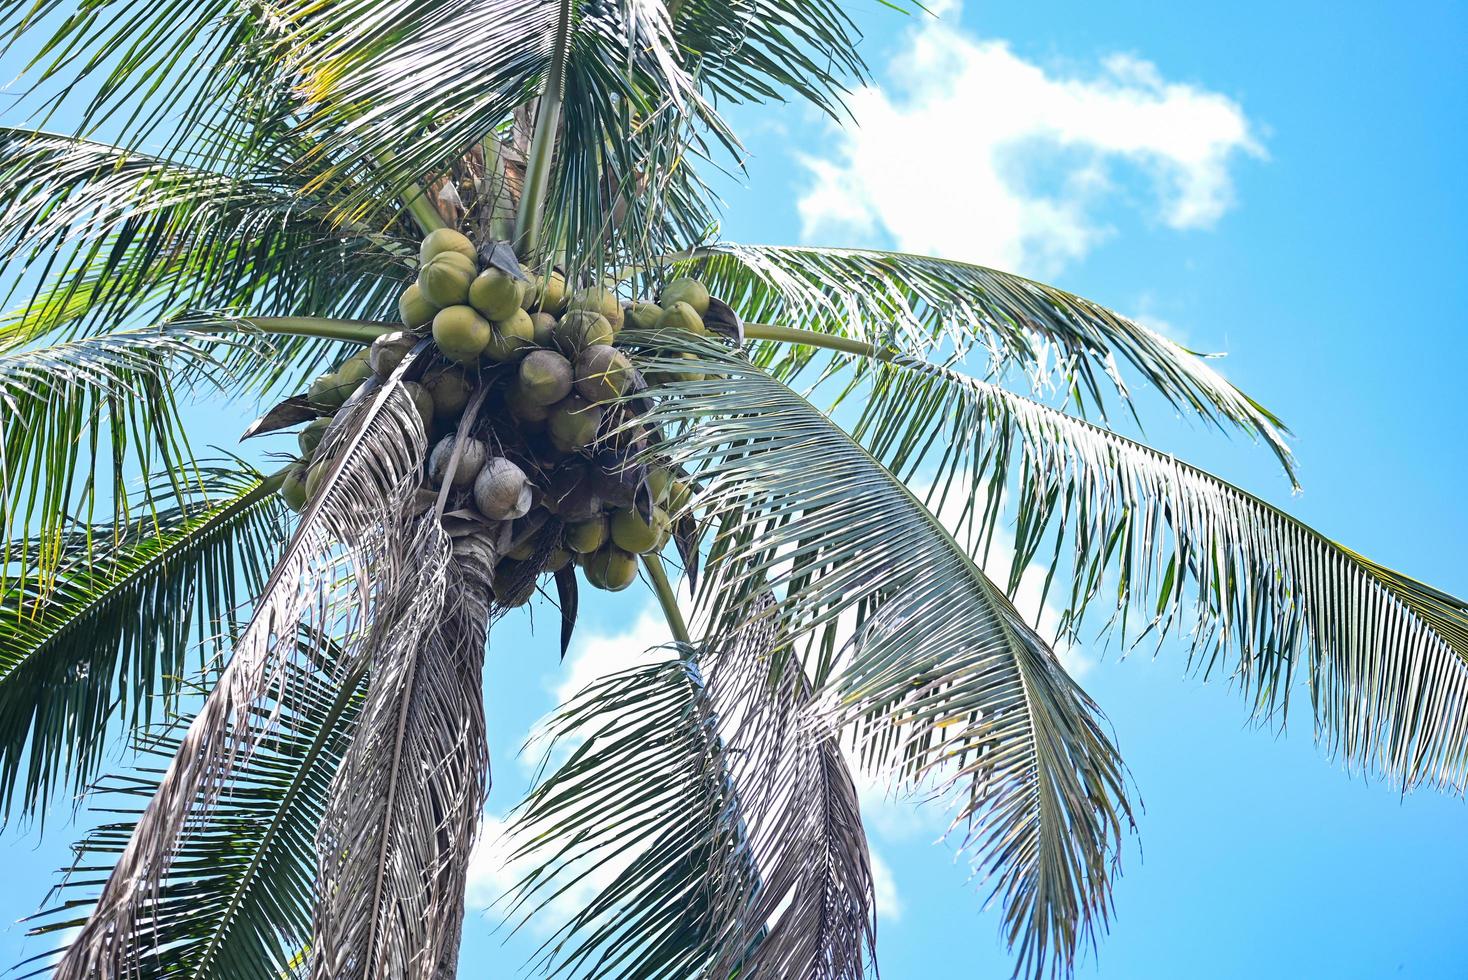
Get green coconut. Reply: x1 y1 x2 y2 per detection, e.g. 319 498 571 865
279 464 309 512
503 534 538 561
626 301 663 330
339 351 373 386
527 269 568 314
506 384 553 422
370 330 418 378
519 271 542 312
401 381 434 430
548 396 603 453
646 466 673 503
419 227 477 265
645 352 705 385
298 416 332 457
554 311 614 353
573 345 632 402
305 458 333 500
583 545 638 591
491 560 534 607
657 300 706 336
422 365 472 421
418 251 477 307
660 277 710 316
666 479 693 514
564 516 608 554
568 286 623 331
399 282 438 330
428 435 488 489
530 312 558 348
433 305 491 364
483 308 535 362
468 268 525 321
519 350 573 405
543 546 573 573
308 372 348 409
610 505 669 554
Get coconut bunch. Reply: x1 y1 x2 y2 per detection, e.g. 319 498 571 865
273 228 717 605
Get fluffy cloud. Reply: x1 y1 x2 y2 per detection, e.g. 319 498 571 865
798 5 1263 277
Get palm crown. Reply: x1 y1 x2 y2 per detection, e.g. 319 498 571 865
1 2 1464 978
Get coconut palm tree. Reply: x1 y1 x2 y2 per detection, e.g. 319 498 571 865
1 2 1463 978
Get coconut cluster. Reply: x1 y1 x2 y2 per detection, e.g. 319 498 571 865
277 228 712 605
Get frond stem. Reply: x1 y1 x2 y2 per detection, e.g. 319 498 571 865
643 554 690 646
743 322 892 361
513 0 572 260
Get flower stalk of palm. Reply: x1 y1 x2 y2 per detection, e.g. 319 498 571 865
0 3 1465 979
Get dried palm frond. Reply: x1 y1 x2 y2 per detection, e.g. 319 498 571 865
55 367 437 979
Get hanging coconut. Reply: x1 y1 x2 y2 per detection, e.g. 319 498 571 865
432 305 492 364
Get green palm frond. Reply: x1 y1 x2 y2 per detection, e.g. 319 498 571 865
848 355 1468 792
0 465 284 819
506 656 760 979
28 642 366 980
509 600 878 978
1 325 270 576
0 129 412 348
628 340 1131 980
686 244 1295 481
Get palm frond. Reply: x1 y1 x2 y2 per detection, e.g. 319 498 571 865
851 355 1468 792
685 244 1295 481
0 129 412 347
309 524 492 980
504 654 760 979
0 465 283 820
0 325 270 583
627 340 1131 980
28 640 366 980
54 367 439 978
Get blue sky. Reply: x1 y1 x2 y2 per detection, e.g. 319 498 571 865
3 1 1466 977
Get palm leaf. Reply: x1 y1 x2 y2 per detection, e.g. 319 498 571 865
54 365 439 978
504 653 760 979
849 355 1468 792
0 465 284 820
0 325 273 584
683 244 1295 481
0 129 413 348
309 521 492 980
27 640 366 980
628 340 1131 980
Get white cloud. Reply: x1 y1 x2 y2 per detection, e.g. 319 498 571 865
868 847 902 923
798 4 1263 277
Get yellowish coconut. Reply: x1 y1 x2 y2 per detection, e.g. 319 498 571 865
568 286 624 331
548 395 604 452
564 516 608 554
422 365 472 421
418 251 477 307
527 268 568 314
660 277 710 316
399 282 437 330
419 227 477 264
519 270 542 312
308 372 348 409
583 545 638 591
305 457 333 499
626 302 663 330
483 308 535 362
610 506 669 554
433 305 492 364
573 345 633 402
554 310 614 353
298 416 332 457
646 466 673 503
468 268 525 321
519 350 574 405
657 300 706 335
